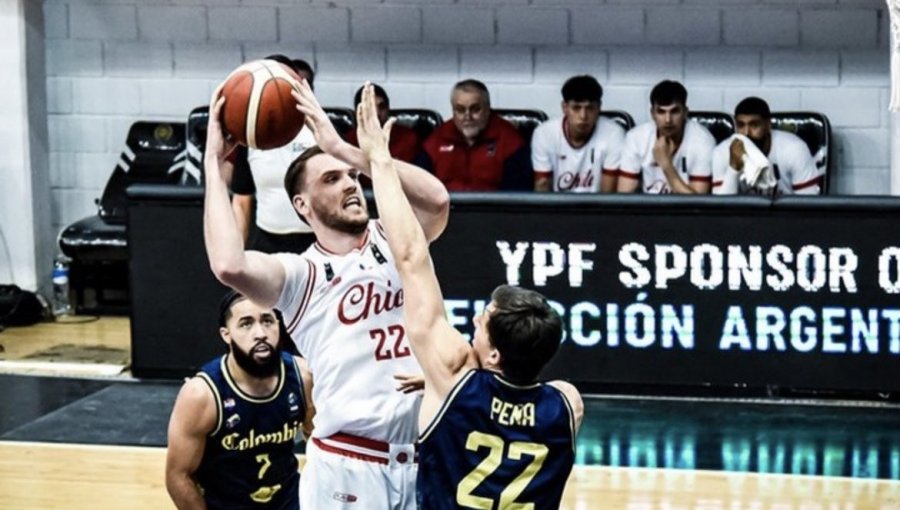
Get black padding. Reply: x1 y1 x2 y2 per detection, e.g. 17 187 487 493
184 105 209 185
324 107 355 140
601 110 635 130
494 108 549 144
390 108 443 141
58 216 126 262
689 111 735 144
98 121 187 223
771 112 832 194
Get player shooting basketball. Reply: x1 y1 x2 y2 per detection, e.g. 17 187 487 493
355 82 585 509
203 75 448 509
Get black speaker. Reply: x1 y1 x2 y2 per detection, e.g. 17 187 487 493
127 185 228 378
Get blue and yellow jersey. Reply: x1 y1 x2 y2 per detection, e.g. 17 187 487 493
417 369 576 510
194 352 305 510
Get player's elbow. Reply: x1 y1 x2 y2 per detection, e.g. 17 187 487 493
424 189 450 242
394 245 430 274
209 257 246 288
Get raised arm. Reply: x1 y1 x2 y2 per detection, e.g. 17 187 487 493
166 378 216 510
291 81 449 242
204 85 285 307
356 83 475 402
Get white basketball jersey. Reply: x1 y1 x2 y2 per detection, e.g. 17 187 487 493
275 221 422 443
619 120 715 194
531 117 625 193
247 127 316 234
711 130 822 196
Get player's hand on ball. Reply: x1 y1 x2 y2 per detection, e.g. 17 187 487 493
206 83 238 163
356 82 395 163
291 79 342 155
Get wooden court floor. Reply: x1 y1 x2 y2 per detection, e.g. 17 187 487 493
1 441 898 509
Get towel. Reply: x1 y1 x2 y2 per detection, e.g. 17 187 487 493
730 134 776 191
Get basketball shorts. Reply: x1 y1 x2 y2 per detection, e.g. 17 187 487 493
300 433 417 509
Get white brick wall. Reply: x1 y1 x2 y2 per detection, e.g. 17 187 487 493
352 6 421 43
138 6 208 42
280 7 350 44
43 0 893 231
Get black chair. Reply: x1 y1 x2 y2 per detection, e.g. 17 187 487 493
601 110 635 131
324 107 355 140
58 121 187 314
390 108 443 142
689 111 735 145
494 108 549 144
771 112 832 195
183 105 209 184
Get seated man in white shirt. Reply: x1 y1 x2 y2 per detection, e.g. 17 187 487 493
531 75 625 193
712 97 823 196
617 80 715 194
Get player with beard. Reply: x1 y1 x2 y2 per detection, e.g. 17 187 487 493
712 96 823 195
166 291 314 510
203 77 449 509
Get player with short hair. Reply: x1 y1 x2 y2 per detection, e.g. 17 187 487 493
712 96 823 195
618 80 715 194
419 79 532 191
532 75 625 193
165 291 313 510
203 75 449 509
355 83 584 510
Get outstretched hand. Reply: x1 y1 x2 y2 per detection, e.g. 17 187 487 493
356 82 395 163
394 373 425 394
291 79 343 155
205 83 238 163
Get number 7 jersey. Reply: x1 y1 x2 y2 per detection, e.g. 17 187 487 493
417 369 576 510
274 220 422 444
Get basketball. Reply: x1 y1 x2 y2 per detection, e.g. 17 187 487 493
220 60 305 150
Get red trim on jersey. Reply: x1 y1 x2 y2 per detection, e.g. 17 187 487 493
712 180 723 187
688 175 712 183
286 259 316 334
601 168 619 176
534 169 553 176
375 220 387 240
618 170 640 180
793 175 823 190
314 230 370 256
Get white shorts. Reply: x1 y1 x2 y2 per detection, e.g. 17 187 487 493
300 433 417 509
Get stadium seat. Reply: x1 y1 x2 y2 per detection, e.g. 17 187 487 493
494 108 549 144
324 107 355 140
58 121 188 314
390 108 442 142
601 110 635 131
771 112 832 195
183 105 209 184
689 111 735 144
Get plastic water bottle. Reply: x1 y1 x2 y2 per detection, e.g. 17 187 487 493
52 256 72 316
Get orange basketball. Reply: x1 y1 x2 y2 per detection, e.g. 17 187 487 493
220 60 305 150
